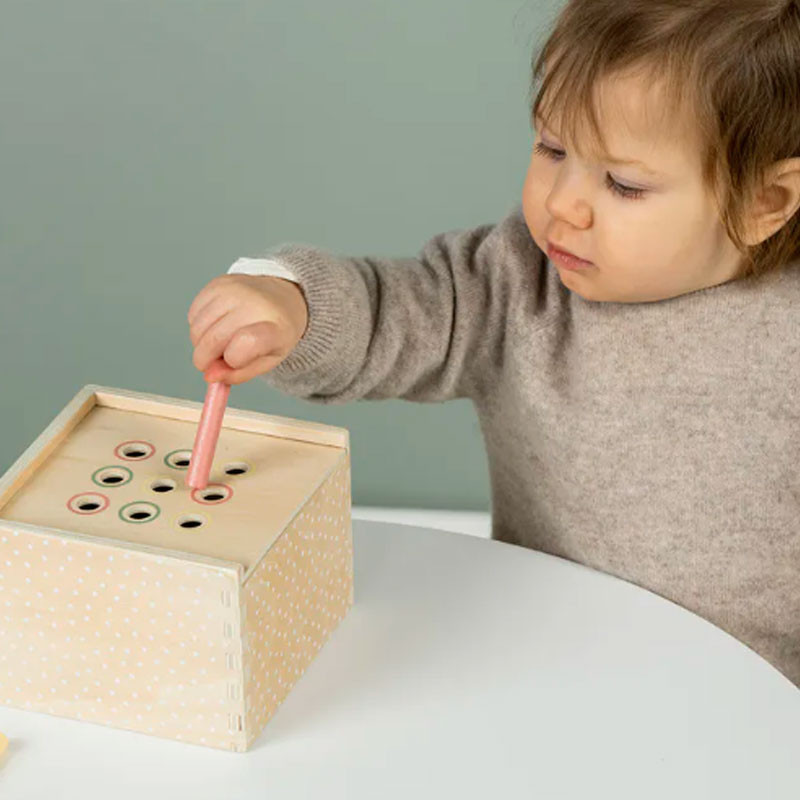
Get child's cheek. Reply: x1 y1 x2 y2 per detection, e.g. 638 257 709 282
521 167 550 248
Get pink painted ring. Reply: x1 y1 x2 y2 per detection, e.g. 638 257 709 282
114 440 155 461
191 483 234 505
66 492 110 515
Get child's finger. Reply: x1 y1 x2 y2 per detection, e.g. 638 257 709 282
192 311 242 372
187 275 234 324
187 284 221 324
222 321 284 369
204 319 287 382
206 353 285 385
189 295 234 347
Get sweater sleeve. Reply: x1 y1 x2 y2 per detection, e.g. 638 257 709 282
240 205 548 404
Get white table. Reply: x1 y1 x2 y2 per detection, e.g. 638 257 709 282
1 520 798 799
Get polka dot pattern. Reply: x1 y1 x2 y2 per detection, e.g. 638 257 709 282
241 455 353 745
0 527 246 751
0 453 352 752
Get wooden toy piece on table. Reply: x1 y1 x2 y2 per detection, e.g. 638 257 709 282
0 385 353 752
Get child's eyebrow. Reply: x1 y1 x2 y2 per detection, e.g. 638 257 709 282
602 153 666 178
534 112 667 178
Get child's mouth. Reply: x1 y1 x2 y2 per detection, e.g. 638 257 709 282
548 243 594 270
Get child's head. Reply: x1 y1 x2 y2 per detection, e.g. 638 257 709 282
522 0 800 303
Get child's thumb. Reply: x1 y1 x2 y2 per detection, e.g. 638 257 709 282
224 320 284 369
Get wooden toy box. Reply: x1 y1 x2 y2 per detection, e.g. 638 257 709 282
0 385 353 751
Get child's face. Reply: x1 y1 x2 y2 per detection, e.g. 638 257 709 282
522 69 743 303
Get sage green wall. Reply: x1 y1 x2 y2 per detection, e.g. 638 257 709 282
0 0 561 509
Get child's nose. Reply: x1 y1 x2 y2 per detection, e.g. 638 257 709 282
545 169 593 228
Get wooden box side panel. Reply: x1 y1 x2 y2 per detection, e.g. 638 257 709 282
0 523 246 751
241 453 353 747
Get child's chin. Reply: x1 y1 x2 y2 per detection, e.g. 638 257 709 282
557 269 600 299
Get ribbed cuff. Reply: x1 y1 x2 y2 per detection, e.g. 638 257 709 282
259 244 351 383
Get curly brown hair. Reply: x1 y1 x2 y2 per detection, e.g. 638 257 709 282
529 0 800 281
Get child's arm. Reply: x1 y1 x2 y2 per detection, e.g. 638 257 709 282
188 206 545 404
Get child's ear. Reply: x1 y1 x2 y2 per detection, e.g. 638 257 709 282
742 157 800 245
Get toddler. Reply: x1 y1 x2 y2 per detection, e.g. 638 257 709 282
188 0 800 686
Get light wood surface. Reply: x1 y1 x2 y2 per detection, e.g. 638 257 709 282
0 386 350 571
0 385 354 751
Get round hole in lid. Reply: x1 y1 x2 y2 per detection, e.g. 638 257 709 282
92 466 133 488
223 462 250 476
164 449 193 470
177 514 205 530
119 501 161 524
150 478 177 493
67 492 110 515
192 484 233 505
115 441 155 461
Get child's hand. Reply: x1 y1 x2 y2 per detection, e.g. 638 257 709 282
187 274 309 385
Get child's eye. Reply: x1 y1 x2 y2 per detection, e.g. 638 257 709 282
533 141 647 201
534 141 563 160
603 173 646 200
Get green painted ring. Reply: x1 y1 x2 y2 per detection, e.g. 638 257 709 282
118 500 161 524
164 449 193 470
92 465 133 488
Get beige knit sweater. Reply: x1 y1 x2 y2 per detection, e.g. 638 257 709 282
230 205 800 687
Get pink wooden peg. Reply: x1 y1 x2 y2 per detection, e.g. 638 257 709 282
186 379 231 490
